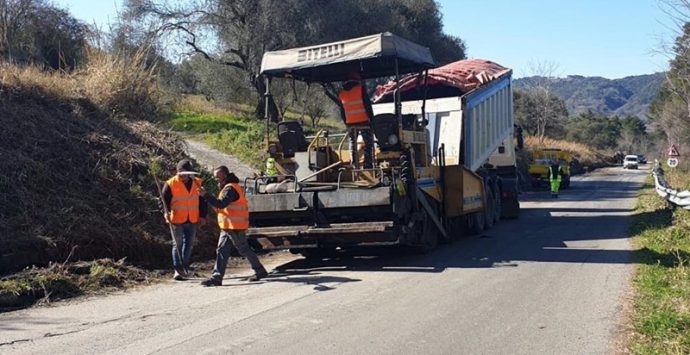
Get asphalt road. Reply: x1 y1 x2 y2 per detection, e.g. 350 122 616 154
0 166 648 354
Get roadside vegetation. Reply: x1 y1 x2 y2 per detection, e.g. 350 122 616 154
0 259 163 312
0 50 202 309
629 169 690 353
170 96 269 169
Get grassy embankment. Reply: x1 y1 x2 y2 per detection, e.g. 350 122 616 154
628 169 690 353
0 49 201 311
170 95 345 169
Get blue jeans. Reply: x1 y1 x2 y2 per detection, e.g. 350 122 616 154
172 223 196 270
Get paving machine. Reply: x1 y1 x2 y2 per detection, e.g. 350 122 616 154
245 33 519 257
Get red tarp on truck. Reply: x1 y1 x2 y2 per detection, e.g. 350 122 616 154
373 58 511 102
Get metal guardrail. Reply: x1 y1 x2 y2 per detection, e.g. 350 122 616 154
652 161 690 210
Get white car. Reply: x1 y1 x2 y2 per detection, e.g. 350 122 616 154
623 155 639 169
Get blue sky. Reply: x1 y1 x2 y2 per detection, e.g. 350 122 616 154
56 0 676 79
437 0 674 78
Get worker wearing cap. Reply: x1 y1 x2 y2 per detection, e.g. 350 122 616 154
162 159 207 280
339 70 374 169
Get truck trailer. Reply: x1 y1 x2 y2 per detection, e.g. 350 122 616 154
244 33 520 257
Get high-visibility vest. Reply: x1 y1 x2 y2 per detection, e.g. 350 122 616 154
166 175 202 224
339 83 369 125
549 166 562 181
216 182 249 231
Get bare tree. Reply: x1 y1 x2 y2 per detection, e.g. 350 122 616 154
0 0 32 60
123 0 466 122
617 128 638 154
123 0 303 121
651 1 690 145
302 88 332 128
0 0 87 69
522 60 565 142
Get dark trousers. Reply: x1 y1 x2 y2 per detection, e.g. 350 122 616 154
212 230 266 280
348 128 374 168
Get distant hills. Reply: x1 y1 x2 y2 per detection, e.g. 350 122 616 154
514 72 665 119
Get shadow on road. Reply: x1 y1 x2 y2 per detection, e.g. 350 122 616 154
263 272 362 291
270 172 674 276
521 177 644 202
273 209 675 276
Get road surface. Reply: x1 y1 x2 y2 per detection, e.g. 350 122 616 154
0 166 648 354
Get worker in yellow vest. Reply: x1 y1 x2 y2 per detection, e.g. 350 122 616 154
161 159 207 280
200 166 268 286
549 162 564 198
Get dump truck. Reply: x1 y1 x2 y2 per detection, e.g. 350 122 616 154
528 148 571 188
244 33 520 257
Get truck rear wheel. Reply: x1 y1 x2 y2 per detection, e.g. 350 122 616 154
413 211 438 253
447 217 464 241
493 190 502 224
464 211 485 235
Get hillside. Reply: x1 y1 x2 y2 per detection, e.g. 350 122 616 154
514 72 664 119
0 57 194 274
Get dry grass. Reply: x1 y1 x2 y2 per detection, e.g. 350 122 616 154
80 47 166 121
524 136 611 168
0 62 77 100
1 47 163 121
0 258 165 311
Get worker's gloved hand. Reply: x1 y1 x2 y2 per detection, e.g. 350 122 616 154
198 186 207 197
164 212 172 224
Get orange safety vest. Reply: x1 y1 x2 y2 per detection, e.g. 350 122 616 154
166 175 202 224
339 83 370 125
216 182 249 231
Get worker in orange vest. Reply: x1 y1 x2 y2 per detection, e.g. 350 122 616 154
200 166 268 286
161 159 207 280
339 70 374 168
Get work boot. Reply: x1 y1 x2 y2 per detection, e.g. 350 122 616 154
200 277 222 287
173 270 185 281
247 269 268 282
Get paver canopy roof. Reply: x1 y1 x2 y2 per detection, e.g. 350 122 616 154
260 32 435 82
